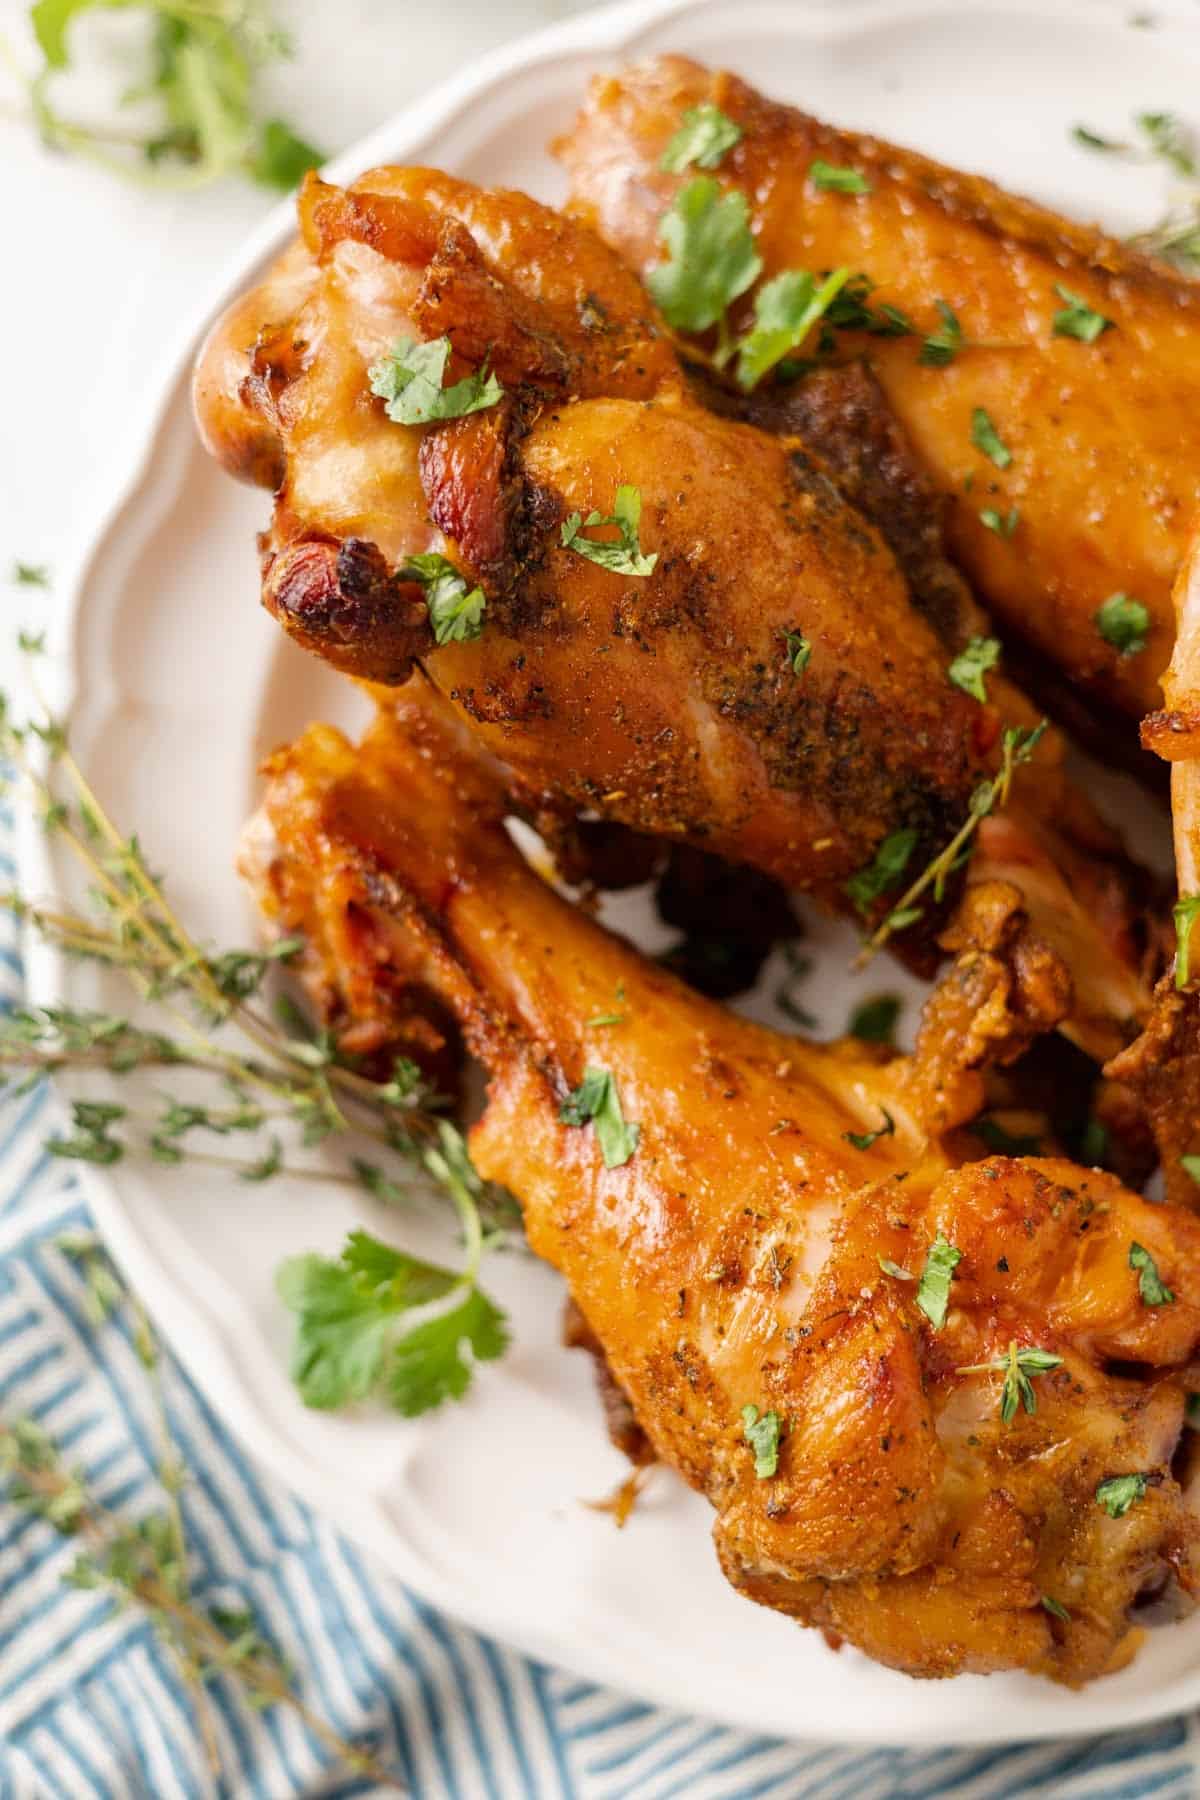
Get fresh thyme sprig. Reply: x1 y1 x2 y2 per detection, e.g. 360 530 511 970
0 649 517 1415
853 719 1048 967
0 1237 403 1787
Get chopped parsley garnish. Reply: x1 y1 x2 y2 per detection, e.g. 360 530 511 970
1051 284 1114 343
979 505 1020 537
369 336 503 425
919 300 964 367
647 177 762 333
809 160 872 195
845 829 917 917
1041 1595 1071 1622
276 1226 508 1415
948 636 1002 704
741 1403 782 1477
11 561 49 586
1182 1154 1200 1185
844 1107 895 1152
915 1235 962 1330
848 994 902 1045
1095 1472 1148 1518
784 630 812 675
1174 894 1200 988
560 485 657 577
559 1067 640 1168
957 1341 1063 1424
1095 592 1149 656
823 274 915 339
735 265 853 389
660 103 742 172
1129 1241 1174 1307
970 407 1013 469
400 552 485 646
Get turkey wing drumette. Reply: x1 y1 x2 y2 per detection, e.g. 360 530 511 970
243 687 1200 1687
194 167 1153 1057
558 55 1200 728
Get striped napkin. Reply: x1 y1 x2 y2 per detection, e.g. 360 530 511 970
0 833 1196 1799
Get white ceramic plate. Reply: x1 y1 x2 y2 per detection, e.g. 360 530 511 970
20 0 1200 1747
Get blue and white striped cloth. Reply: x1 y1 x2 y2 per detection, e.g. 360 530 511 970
1 849 1198 1798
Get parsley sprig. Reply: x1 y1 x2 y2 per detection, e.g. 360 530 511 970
0 647 517 1419
24 0 322 192
853 719 1048 966
561 486 657 577
369 337 503 426
660 103 742 173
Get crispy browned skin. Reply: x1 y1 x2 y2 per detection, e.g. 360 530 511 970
246 688 1200 1686
558 55 1200 722
193 167 1155 1054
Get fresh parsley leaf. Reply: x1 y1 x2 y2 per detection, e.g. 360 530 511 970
784 629 811 675
561 485 657 577
1041 1595 1071 1621
387 1286 509 1416
947 636 1001 704
979 505 1020 537
844 1107 895 1152
915 1235 962 1330
970 407 1013 469
249 118 322 190
11 561 49 586
660 103 742 172
735 265 853 389
809 160 871 194
741 1403 782 1478
824 274 915 339
369 336 504 426
848 994 902 1044
646 177 762 333
919 299 964 367
400 552 486 646
1130 1241 1174 1306
1176 894 1200 988
845 829 917 916
1095 592 1149 656
276 1229 506 1414
1182 1153 1200 1185
1095 1472 1148 1518
1051 284 1114 343
559 1067 640 1168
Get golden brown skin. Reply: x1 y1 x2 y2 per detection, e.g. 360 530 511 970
193 167 1154 1054
245 687 1200 1686
557 55 1200 723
